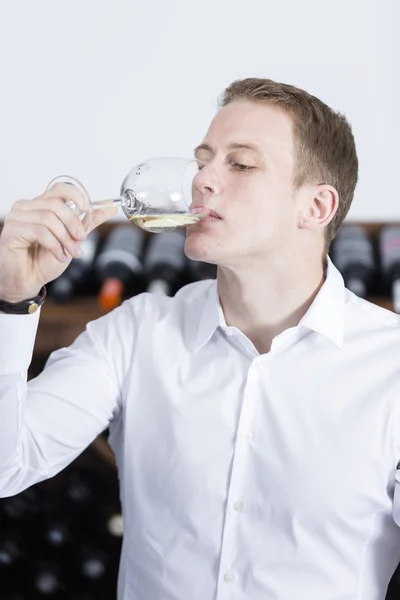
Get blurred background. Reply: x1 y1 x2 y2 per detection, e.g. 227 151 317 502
0 0 399 598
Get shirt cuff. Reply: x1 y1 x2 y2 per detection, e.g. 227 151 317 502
0 309 41 374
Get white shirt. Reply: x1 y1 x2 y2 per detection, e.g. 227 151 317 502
1 257 400 600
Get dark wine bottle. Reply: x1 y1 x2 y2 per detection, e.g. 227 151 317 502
49 230 101 302
93 502 123 561
96 225 145 310
379 225 400 313
331 225 375 298
37 502 76 566
73 543 115 597
143 230 186 295
28 557 67 598
0 487 42 538
60 469 99 528
64 594 96 600
0 530 27 590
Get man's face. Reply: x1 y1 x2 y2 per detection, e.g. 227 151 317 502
185 99 303 267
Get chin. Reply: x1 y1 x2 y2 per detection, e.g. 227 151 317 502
184 231 220 263
185 233 240 269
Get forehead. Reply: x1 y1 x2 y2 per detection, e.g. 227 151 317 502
204 100 294 155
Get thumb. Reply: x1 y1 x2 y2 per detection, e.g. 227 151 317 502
89 205 119 232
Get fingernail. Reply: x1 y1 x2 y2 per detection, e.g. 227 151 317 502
73 243 82 257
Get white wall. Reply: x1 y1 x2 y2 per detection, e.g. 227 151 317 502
0 0 398 221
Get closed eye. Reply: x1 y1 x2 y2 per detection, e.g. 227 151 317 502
195 161 257 172
232 163 256 172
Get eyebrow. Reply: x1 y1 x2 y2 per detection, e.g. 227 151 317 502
193 142 262 157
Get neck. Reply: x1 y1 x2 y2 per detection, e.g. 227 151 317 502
217 252 326 355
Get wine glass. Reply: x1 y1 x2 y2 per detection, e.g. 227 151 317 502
45 157 209 234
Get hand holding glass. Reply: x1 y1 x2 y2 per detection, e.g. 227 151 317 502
45 157 209 233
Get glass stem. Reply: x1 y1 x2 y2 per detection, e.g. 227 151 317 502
91 198 123 210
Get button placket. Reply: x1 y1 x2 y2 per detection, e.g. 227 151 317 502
215 361 261 598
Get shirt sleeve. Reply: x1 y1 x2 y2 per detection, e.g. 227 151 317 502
0 300 135 498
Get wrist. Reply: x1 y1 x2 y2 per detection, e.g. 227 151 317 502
0 286 46 314
0 289 42 304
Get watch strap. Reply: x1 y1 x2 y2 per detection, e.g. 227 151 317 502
0 286 47 315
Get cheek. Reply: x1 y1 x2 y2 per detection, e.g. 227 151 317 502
223 179 265 214
224 183 279 224
224 192 295 248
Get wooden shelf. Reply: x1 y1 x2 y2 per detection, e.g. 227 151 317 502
367 297 394 312
34 297 107 356
346 221 400 237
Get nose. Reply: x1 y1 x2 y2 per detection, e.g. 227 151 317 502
192 163 222 198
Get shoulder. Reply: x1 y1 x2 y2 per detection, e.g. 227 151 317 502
123 279 216 321
78 281 215 374
85 280 215 340
344 288 400 340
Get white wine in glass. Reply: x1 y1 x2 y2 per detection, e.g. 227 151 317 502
45 157 209 233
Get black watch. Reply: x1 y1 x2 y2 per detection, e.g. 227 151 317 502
0 286 47 315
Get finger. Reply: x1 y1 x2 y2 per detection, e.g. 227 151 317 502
10 209 84 259
6 220 71 264
41 182 90 213
12 197 87 242
89 205 118 231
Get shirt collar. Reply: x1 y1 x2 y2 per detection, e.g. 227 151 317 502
190 280 220 353
191 256 346 353
297 256 345 349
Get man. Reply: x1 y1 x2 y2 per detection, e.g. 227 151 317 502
1 78 400 600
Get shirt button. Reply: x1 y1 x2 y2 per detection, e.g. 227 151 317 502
233 501 243 512
224 571 235 583
246 431 254 440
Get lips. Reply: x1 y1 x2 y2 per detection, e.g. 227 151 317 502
192 205 222 219
207 209 222 219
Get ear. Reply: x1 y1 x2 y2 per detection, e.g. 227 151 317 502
297 184 339 232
